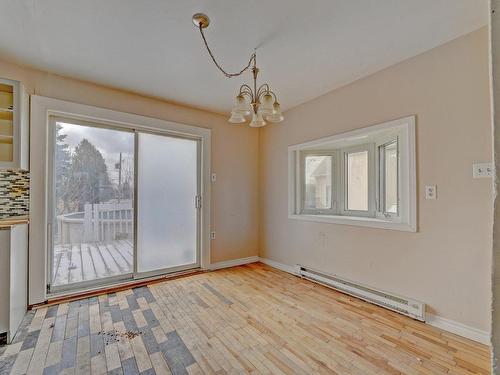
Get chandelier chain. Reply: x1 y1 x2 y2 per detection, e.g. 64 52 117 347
198 24 256 78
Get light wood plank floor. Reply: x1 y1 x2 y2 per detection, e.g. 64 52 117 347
0 263 491 374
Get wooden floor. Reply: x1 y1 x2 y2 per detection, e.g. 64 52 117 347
53 240 134 286
0 263 491 374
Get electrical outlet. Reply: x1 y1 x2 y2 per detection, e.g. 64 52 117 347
210 231 216 240
473 163 493 178
425 185 437 200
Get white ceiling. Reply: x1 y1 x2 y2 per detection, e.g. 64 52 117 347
0 1 489 114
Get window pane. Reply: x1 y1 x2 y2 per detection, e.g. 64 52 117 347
384 141 398 213
52 121 135 287
137 133 198 273
304 155 332 209
346 151 368 211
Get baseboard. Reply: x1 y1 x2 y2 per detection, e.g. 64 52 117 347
426 314 490 345
259 257 300 275
208 256 259 271
258 257 491 345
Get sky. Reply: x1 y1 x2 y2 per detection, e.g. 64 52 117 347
57 121 134 185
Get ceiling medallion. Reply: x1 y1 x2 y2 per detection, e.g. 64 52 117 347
192 13 284 127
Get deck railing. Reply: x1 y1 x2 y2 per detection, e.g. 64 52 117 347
57 200 133 244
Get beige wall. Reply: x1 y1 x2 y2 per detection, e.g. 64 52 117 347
0 58 260 265
260 27 492 331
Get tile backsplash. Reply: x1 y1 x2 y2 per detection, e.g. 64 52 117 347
0 169 29 219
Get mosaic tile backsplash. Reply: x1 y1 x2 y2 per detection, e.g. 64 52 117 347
0 169 29 219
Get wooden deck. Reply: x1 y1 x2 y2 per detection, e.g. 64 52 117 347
52 239 134 286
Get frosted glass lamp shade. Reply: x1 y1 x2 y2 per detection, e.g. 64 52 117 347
266 113 284 123
228 111 246 123
258 93 274 115
266 102 284 123
249 112 266 128
233 94 251 116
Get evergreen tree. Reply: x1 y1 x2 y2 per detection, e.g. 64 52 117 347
66 139 113 211
55 124 71 214
120 157 134 200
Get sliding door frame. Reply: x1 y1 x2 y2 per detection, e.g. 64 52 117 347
30 95 211 304
133 129 202 280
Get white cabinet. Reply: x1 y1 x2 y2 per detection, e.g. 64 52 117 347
0 224 28 344
0 79 29 170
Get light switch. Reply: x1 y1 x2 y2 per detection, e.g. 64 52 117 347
211 173 217 182
425 185 437 200
473 163 493 178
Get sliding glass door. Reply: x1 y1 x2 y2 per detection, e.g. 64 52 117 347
49 118 135 289
48 118 200 293
136 133 199 276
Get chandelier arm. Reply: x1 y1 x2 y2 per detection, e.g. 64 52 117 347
268 90 278 102
239 90 254 102
256 84 271 100
259 83 270 93
239 84 253 94
261 89 278 103
239 86 254 101
198 24 256 78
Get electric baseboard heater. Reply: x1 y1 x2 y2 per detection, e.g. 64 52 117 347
297 265 426 321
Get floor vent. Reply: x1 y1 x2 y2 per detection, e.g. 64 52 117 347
297 265 426 321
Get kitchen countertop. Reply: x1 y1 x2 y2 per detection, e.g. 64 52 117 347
0 217 29 229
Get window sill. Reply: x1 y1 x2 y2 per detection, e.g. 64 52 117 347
288 213 416 232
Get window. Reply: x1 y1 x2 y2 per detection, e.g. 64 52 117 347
346 151 368 211
378 139 398 216
343 146 374 216
289 116 416 231
301 152 335 214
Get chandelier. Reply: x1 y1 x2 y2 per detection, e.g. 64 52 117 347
192 13 284 127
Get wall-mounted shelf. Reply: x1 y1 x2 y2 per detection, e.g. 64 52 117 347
0 79 28 170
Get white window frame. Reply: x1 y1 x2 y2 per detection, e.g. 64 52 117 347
340 144 376 217
299 150 338 215
376 137 400 220
288 116 416 232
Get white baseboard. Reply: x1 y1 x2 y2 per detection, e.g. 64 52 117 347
426 314 490 345
259 257 491 345
208 256 259 271
259 257 300 275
